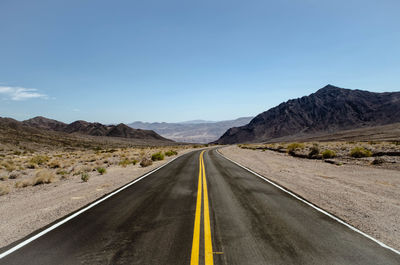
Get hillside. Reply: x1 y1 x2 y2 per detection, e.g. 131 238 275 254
128 117 253 143
23 116 67 131
216 85 400 144
0 117 173 152
22 117 170 141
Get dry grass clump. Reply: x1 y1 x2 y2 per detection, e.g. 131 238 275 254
2 161 16 172
0 175 9 181
287 143 305 155
119 158 131 168
165 150 178 157
0 183 10 196
81 172 89 182
308 144 320 158
56 169 69 179
350 147 372 158
26 162 36 169
96 167 106 175
322 149 336 159
9 172 20 179
48 160 61 169
33 170 56 185
151 152 164 161
72 165 93 175
15 179 32 188
140 158 153 167
29 155 49 165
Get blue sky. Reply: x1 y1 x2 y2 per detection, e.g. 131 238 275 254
1 0 399 123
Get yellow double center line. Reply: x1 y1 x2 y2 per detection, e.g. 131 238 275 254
190 151 214 265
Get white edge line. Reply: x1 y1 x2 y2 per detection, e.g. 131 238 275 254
0 152 189 260
216 148 400 256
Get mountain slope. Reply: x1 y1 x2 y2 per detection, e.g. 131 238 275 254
216 85 400 144
23 116 67 131
0 117 174 152
128 117 253 143
107 123 169 141
10 116 173 143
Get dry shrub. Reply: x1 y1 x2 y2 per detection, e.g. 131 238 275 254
0 175 8 181
15 180 32 188
9 172 20 179
56 169 68 176
81 172 89 182
287 143 305 155
30 155 49 165
3 162 16 172
33 170 55 186
97 167 106 175
165 150 178 157
0 183 10 195
322 149 336 159
73 165 92 175
26 162 36 169
119 158 131 167
48 160 61 169
140 158 153 167
308 144 320 158
151 152 164 161
350 147 372 158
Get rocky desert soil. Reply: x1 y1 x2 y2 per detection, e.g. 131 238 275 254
220 145 400 251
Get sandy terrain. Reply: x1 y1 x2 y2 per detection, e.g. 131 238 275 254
0 148 195 248
240 141 400 170
219 145 400 251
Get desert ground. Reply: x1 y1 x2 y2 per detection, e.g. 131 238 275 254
220 144 400 250
0 145 198 248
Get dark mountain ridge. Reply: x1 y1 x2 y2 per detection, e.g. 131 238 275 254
216 85 400 144
18 117 171 141
23 116 67 131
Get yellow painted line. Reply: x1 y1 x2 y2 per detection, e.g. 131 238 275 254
202 153 214 265
190 151 204 265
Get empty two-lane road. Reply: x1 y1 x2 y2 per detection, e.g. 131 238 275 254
0 149 399 265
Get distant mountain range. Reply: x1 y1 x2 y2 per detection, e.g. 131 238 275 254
128 117 253 143
21 116 171 142
216 85 400 144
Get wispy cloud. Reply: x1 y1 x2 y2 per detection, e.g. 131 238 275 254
0 86 48 101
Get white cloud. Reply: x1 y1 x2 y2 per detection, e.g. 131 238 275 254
0 86 48 101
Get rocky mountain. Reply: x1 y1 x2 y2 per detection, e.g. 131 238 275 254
19 117 171 141
107 123 168 140
128 117 253 143
23 116 67 131
216 85 400 144
0 117 174 152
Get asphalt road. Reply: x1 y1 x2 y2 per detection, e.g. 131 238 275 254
0 149 399 265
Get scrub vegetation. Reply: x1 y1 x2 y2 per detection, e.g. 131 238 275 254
239 141 400 169
0 144 197 195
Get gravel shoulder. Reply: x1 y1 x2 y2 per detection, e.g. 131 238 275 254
219 145 400 251
0 149 195 248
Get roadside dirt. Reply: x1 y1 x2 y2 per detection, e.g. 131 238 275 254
0 148 195 248
220 145 400 251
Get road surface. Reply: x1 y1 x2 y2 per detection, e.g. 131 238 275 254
0 149 399 264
